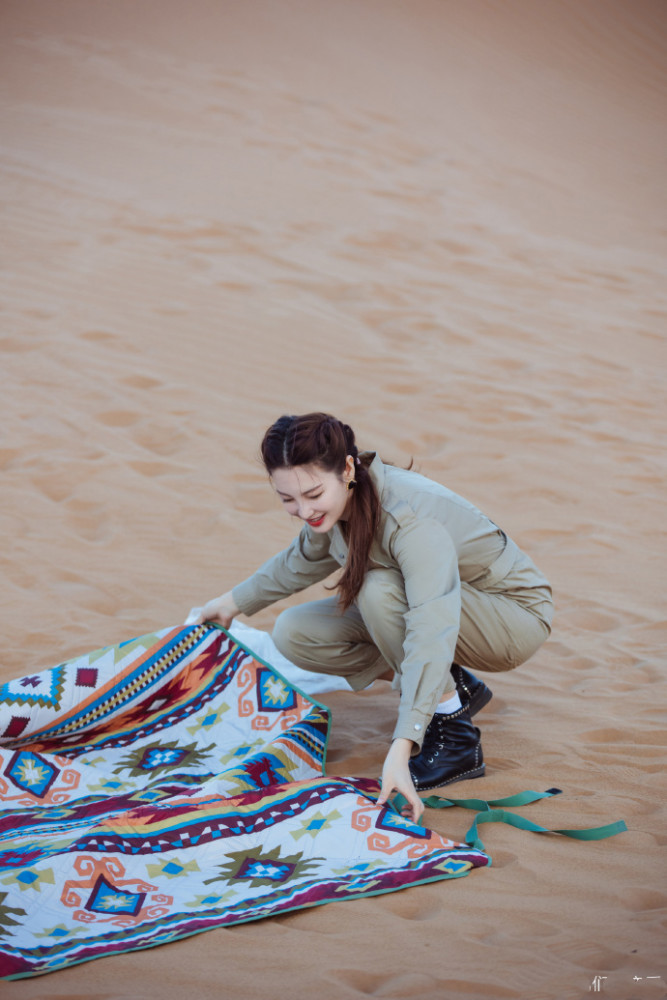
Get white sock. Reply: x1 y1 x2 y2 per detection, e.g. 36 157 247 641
434 691 462 714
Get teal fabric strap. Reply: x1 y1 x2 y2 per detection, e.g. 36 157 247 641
421 787 628 852
387 788 560 824
421 787 563 812
464 810 628 852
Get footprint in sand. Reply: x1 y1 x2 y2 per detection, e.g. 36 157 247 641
1 555 38 591
382 380 423 398
95 409 190 459
80 329 118 343
233 481 276 515
0 448 21 470
332 970 452 998
394 430 448 458
379 894 459 922
128 459 183 478
482 847 519 869
64 499 112 544
484 754 524 773
31 470 76 504
96 410 142 428
561 607 623 633
119 373 163 390
79 330 139 353
619 888 667 913
131 421 189 457
581 726 667 748
0 336 37 352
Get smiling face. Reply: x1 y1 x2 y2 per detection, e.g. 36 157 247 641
270 458 355 532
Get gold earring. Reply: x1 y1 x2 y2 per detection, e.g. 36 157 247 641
346 479 356 491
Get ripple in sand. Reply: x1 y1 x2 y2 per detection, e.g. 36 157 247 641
582 727 667 748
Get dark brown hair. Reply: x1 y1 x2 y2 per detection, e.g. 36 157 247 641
261 413 381 610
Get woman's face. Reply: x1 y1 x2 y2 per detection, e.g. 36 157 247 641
270 458 355 532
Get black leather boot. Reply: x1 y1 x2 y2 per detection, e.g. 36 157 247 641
452 664 493 717
408 706 485 790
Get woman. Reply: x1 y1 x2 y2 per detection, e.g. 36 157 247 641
196 413 553 822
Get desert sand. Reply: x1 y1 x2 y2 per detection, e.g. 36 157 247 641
1 1 665 998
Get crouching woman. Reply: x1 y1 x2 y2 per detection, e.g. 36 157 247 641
196 412 553 822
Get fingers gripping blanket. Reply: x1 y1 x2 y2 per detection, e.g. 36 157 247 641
0 625 488 979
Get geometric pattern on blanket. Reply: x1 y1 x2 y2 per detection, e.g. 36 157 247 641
0 624 489 979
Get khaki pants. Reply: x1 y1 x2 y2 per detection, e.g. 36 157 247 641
272 565 553 702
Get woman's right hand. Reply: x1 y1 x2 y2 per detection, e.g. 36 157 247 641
377 737 424 823
193 591 239 629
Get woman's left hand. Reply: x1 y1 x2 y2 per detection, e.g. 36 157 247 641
377 738 424 823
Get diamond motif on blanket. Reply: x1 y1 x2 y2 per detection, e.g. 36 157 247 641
256 668 297 711
0 664 66 709
236 858 295 883
375 806 431 839
85 876 146 916
4 750 60 798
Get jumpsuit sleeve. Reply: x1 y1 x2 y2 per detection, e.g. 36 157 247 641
389 516 461 746
232 525 340 617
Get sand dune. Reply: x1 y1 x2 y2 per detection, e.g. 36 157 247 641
1 1 665 997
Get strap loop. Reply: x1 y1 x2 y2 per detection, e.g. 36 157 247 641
387 788 627 852
421 787 627 852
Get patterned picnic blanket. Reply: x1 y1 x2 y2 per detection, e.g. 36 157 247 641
0 624 489 979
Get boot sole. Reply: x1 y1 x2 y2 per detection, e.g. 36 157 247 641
412 763 486 791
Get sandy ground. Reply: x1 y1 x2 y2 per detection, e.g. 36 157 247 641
1 1 666 997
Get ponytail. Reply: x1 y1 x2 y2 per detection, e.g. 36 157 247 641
339 458 380 610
